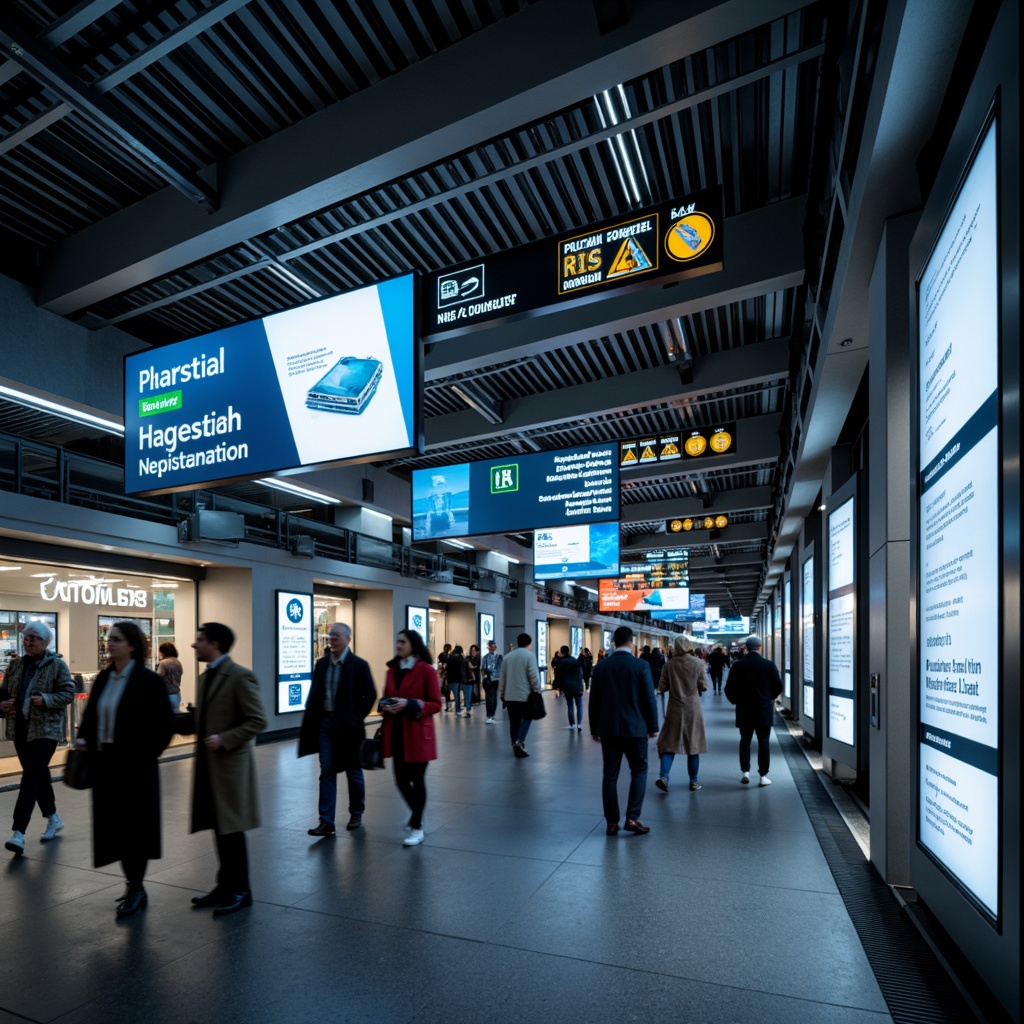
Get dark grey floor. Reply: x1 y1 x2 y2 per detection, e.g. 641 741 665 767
1 681 893 1024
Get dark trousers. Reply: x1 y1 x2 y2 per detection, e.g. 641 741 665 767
505 701 532 745
710 668 723 691
215 830 250 894
122 855 148 892
565 693 584 726
601 736 649 823
318 715 365 824
739 725 772 776
392 757 428 829
12 726 58 833
484 683 498 717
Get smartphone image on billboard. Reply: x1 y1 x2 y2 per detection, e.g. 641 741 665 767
305 356 383 414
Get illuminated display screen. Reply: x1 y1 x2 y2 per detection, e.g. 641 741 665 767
533 522 620 581
276 591 313 715
827 497 855 745
599 578 689 613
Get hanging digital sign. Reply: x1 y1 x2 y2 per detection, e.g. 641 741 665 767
533 522 620 581
422 187 724 338
124 276 418 495
598 578 690 613
916 117 999 918
667 515 729 534
827 496 855 746
412 444 618 541
651 593 706 622
620 423 735 470
276 590 313 715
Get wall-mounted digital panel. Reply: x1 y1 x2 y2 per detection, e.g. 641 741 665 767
125 276 418 495
478 612 495 653
570 625 583 655
916 117 1000 919
406 605 428 644
412 444 617 541
599 579 689 612
802 553 815 723
535 620 548 680
533 522 620 581
783 576 792 700
276 590 313 715
827 495 856 746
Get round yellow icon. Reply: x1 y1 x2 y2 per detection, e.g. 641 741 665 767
665 213 715 261
669 519 684 533
702 516 715 530
684 435 707 457
682 518 694 531
714 515 729 529
710 430 732 453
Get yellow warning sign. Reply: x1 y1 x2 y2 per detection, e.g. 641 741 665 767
640 445 657 461
621 448 637 463
607 236 654 279
660 440 679 456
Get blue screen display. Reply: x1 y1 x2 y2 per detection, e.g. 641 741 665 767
533 522 620 581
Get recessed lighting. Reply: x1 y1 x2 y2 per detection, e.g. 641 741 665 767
0 566 22 571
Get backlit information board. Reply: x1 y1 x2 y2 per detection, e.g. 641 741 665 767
276 590 313 715
802 554 815 721
827 496 855 745
533 522 619 581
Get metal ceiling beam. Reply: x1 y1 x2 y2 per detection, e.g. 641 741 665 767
426 198 805 381
425 337 789 447
37 0 812 314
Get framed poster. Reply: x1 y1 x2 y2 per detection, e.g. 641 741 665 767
276 590 313 714
535 620 548 682
406 605 428 644
478 612 495 653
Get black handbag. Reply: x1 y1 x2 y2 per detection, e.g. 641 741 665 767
360 727 384 770
525 690 547 720
63 748 93 790
172 707 196 735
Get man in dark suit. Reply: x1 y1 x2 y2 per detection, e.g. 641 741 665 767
724 635 783 786
589 625 658 836
298 622 377 835
190 622 266 915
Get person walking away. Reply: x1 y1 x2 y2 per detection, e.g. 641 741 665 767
2 621 74 855
156 642 184 711
655 635 707 792
589 625 658 835
708 645 728 694
447 645 469 717
379 629 442 846
724 635 783 786
75 620 173 916
298 622 377 836
481 640 503 724
499 633 541 757
437 644 452 711
554 646 584 731
579 648 594 691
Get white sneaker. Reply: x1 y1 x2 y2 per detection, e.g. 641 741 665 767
740 771 750 784
403 828 425 846
485 718 495 724
566 724 576 730
5 830 25 855
40 813 64 841
759 776 772 787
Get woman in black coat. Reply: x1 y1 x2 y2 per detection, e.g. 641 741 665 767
76 621 173 917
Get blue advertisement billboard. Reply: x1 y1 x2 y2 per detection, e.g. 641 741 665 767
412 444 618 541
650 593 706 622
533 522 620 581
124 275 418 495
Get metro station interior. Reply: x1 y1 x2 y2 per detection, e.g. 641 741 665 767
0 1 1019 1021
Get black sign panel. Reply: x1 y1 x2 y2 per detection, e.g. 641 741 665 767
422 187 724 339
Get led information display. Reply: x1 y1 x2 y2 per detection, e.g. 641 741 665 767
599 578 690 613
827 497 855 745
276 590 313 715
533 522 620 581
125 276 418 495
422 188 724 338
916 119 999 916
620 423 735 469
802 555 815 721
412 444 618 541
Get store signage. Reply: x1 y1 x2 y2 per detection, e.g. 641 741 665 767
667 515 729 533
412 444 618 541
422 187 724 338
916 118 999 916
124 275 418 496
276 590 313 715
39 577 148 609
827 496 855 745
598 578 689 613
620 423 735 470
533 521 619 581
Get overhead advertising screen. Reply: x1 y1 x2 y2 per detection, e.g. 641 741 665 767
276 590 313 715
644 548 688 563
828 496 856 745
651 593 706 622
125 276 418 495
422 187 724 339
667 515 729 534
916 117 999 917
533 522 620 581
802 554 815 721
412 444 617 541
599 578 689 613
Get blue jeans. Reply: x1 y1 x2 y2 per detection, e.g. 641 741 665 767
600 736 648 823
565 693 583 726
168 693 181 713
318 716 365 824
660 752 699 782
456 683 474 713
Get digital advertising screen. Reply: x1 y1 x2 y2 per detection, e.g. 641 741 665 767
412 444 618 541
599 578 690 613
406 605 428 644
650 592 706 622
125 275 418 495
276 590 313 715
802 554 815 721
533 522 620 581
535 620 548 680
916 117 999 917
478 612 495 652
827 496 855 746
783 577 792 699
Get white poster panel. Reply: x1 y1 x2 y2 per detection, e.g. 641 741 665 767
536 620 548 681
827 496 855 746
802 555 815 720
407 605 428 644
276 591 313 714
917 119 999 916
479 612 495 653
783 578 792 699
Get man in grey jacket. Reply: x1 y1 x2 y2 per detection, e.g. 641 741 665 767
498 633 540 757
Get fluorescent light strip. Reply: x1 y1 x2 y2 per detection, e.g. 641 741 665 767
362 508 393 521
443 538 475 550
257 478 341 505
0 384 125 435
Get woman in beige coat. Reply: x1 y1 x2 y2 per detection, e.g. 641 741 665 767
656 634 708 792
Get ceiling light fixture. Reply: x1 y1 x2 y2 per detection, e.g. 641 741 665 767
443 538 475 551
0 382 124 435
257 478 341 505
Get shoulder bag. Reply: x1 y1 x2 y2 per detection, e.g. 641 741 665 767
63 748 93 790
525 689 547 720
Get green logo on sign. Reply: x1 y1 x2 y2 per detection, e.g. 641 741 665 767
490 464 518 494
139 390 182 417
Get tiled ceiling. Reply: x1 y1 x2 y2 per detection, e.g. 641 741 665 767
0 0 846 615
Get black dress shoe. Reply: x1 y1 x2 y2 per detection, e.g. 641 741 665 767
212 891 253 916
116 889 148 917
606 822 620 836
191 889 226 908
308 821 336 837
624 819 650 835
345 814 362 831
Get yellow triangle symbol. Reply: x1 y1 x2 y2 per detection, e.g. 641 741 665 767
661 441 678 455
621 449 637 462
608 236 653 278
640 445 656 460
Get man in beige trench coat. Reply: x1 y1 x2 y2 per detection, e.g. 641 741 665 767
190 622 267 916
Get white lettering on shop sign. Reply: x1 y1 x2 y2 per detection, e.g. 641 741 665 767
39 578 149 609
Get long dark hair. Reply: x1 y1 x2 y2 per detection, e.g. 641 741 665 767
398 629 433 664
107 620 149 668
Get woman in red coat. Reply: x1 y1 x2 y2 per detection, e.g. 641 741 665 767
379 629 442 846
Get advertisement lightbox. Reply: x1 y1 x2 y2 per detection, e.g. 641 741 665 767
598 578 690 613
650 593 706 622
412 444 618 541
276 590 313 715
802 553 815 722
124 275 418 495
827 495 856 746
916 116 999 918
533 522 619 581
